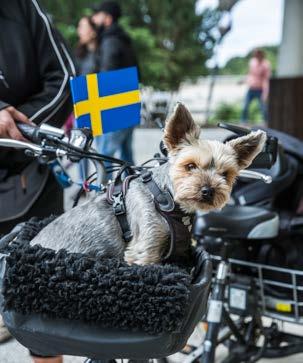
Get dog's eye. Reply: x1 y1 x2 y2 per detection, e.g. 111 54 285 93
222 171 229 179
186 163 197 171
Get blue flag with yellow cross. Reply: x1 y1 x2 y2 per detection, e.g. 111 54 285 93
70 66 141 137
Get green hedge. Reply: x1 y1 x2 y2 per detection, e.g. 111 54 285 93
209 101 264 125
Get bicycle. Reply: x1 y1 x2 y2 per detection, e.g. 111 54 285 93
0 121 284 363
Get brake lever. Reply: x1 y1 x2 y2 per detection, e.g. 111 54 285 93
218 122 278 169
0 138 67 163
0 138 43 153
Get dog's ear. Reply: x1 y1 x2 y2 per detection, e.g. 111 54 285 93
228 130 267 169
164 103 200 152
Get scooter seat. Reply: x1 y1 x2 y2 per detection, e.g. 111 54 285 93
194 205 279 240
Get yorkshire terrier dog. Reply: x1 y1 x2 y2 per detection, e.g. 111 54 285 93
31 103 266 264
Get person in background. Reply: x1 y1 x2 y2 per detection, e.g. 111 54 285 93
74 16 99 181
241 49 271 123
91 1 139 175
0 1 75 362
76 16 99 75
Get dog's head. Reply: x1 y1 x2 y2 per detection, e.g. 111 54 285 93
163 103 267 213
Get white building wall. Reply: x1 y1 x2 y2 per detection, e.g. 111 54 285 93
278 0 303 77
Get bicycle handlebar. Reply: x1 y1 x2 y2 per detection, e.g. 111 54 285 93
2 122 274 188
16 121 65 143
16 121 41 143
218 122 278 169
0 123 106 192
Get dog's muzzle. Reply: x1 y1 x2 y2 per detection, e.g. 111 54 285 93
201 186 214 203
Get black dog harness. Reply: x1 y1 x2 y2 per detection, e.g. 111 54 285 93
106 174 138 242
106 170 192 261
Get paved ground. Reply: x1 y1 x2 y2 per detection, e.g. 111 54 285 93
1 128 303 362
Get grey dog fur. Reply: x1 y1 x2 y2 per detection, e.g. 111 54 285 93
31 103 266 265
31 163 173 264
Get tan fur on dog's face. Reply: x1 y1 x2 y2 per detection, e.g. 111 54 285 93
169 140 239 212
164 103 267 213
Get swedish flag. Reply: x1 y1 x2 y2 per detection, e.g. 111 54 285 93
70 67 141 137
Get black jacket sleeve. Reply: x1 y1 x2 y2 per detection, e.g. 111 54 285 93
17 0 76 127
99 37 122 71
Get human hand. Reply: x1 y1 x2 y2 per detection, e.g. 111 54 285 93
0 106 32 141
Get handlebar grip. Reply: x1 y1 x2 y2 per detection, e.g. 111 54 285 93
15 121 40 143
218 122 250 136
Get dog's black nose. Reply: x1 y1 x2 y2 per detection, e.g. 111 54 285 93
201 186 214 201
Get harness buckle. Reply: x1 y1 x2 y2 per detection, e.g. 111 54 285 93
112 193 126 216
141 171 153 183
156 191 175 212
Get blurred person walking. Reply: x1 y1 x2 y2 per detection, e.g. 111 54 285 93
0 1 74 362
241 49 271 123
91 1 138 174
75 16 99 181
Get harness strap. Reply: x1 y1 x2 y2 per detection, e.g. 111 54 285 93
107 170 191 263
141 171 191 261
107 175 138 242
141 171 175 212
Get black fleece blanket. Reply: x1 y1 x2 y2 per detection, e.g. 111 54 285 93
1 218 192 334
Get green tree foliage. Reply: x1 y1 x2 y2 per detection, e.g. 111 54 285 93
117 0 218 89
219 45 278 76
209 101 262 125
40 0 93 46
40 0 219 90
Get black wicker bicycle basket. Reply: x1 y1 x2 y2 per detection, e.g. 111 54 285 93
0 217 211 360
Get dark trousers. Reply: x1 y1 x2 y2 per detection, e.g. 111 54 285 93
241 88 267 123
0 173 63 359
0 173 63 236
95 127 134 180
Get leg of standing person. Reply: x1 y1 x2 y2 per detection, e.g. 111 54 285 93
95 129 135 179
241 89 254 124
119 127 134 165
95 134 111 180
0 173 64 235
257 92 268 122
95 132 124 180
79 158 89 182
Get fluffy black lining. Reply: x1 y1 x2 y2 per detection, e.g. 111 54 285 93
17 216 57 241
2 218 192 334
